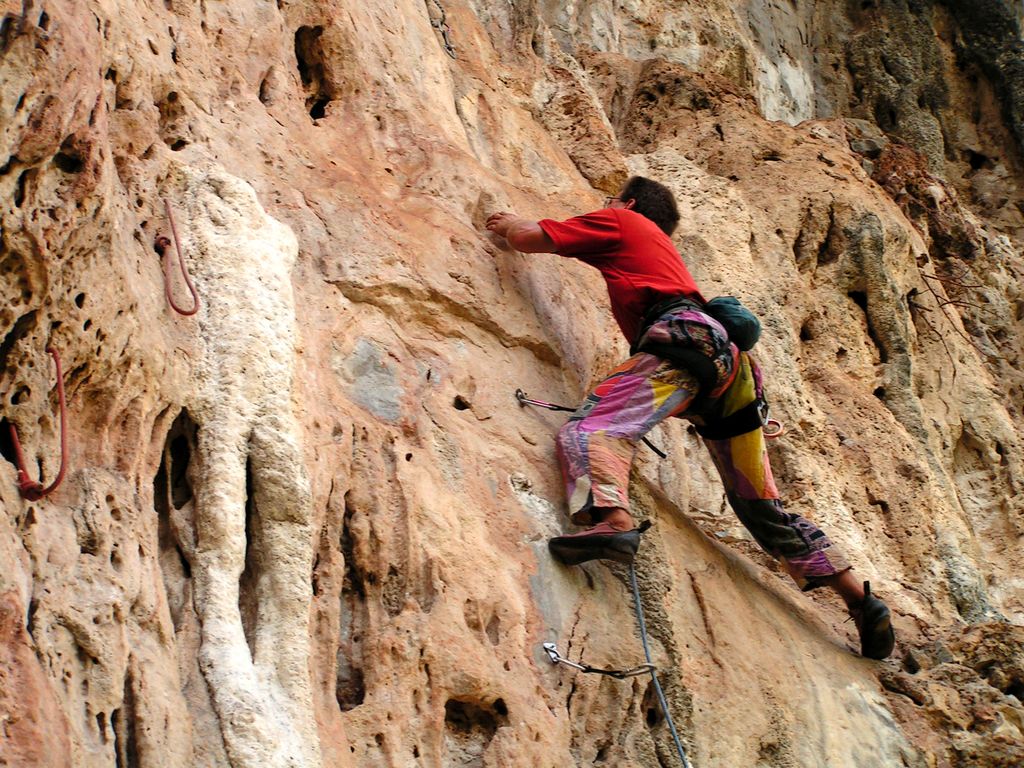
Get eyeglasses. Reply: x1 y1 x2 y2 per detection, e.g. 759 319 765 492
604 196 620 206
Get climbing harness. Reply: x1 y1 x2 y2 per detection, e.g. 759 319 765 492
541 524 693 768
693 394 785 442
515 389 668 458
154 199 200 316
516 387 783 446
8 347 68 501
542 642 654 679
428 0 457 59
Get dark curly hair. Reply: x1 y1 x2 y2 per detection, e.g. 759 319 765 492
618 176 680 235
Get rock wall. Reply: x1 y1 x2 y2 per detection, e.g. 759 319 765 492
1 1 1023 766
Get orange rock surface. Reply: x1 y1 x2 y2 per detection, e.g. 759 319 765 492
1 1 1022 766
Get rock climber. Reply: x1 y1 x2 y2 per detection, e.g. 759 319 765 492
486 176 896 660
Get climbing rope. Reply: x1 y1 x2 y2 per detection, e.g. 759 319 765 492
515 389 668 458
8 347 68 501
428 0 457 59
627 561 693 768
154 199 200 316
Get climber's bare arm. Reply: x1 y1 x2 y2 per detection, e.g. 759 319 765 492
486 212 555 253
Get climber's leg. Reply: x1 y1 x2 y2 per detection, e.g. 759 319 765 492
554 352 700 528
702 427 852 590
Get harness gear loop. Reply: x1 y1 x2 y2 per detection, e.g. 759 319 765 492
8 347 68 501
515 389 668 458
542 642 655 679
154 199 200 316
756 397 785 440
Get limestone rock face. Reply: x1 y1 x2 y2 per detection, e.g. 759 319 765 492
1 1 1023 767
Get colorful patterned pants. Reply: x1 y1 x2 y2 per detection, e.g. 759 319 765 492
556 348 851 590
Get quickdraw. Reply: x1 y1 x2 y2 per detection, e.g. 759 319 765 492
515 389 668 458
8 347 68 501
154 199 200 316
542 642 654 679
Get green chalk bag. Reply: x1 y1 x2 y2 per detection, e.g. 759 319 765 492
705 296 761 351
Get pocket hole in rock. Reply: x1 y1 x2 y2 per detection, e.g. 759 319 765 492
642 681 664 727
112 666 140 767
14 170 28 206
53 149 84 174
337 490 368 711
1 311 38 373
309 97 329 120
443 698 507 766
0 418 18 467
239 454 259 659
154 410 196 631
485 614 500 646
294 25 332 120
0 17 14 50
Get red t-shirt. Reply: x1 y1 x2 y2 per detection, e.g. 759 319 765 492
538 208 705 342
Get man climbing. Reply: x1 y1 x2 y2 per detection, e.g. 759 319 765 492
486 176 896 660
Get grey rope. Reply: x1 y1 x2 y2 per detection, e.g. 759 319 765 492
428 0 457 58
628 562 693 768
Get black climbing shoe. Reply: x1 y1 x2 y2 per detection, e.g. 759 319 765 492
548 522 641 565
849 581 896 660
